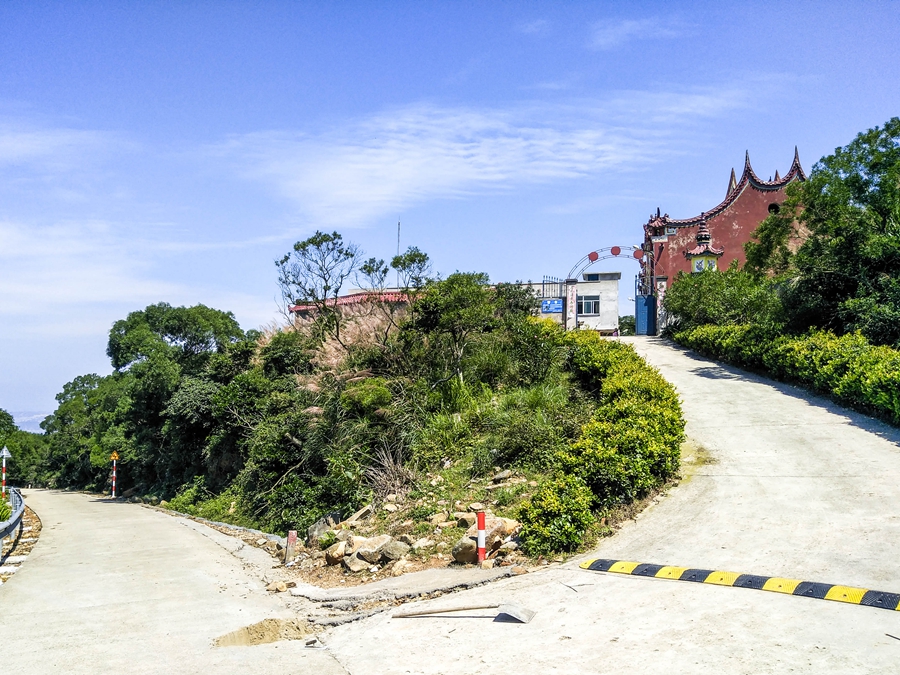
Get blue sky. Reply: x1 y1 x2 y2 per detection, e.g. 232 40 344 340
2 1 899 428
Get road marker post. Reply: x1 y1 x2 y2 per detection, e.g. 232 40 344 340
1 446 11 499
285 530 298 565
476 511 486 563
110 451 119 498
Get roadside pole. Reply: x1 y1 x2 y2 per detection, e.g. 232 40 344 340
1 446 10 499
476 511 486 563
110 451 119 498
285 530 297 565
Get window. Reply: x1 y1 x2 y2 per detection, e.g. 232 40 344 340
584 273 600 281
577 295 600 315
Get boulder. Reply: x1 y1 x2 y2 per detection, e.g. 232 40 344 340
468 502 485 512
380 540 410 561
398 534 416 546
465 517 520 550
451 536 478 564
343 553 369 573
454 512 476 528
325 541 347 565
383 503 398 513
266 581 288 593
307 511 343 545
429 512 447 525
480 559 495 569
492 470 512 483
411 538 434 552
347 503 372 523
357 534 393 563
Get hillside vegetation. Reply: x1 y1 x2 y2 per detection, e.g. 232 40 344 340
664 117 900 423
12 237 684 555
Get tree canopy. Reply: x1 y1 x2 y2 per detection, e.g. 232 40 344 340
744 117 900 345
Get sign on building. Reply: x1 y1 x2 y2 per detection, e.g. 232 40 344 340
541 298 563 313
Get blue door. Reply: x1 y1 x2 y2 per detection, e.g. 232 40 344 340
635 295 657 335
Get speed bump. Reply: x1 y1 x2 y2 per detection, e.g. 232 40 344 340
580 558 900 612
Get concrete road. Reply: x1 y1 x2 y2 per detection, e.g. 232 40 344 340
0 490 347 675
324 338 900 673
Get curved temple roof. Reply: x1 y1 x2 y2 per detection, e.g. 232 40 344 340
645 148 806 231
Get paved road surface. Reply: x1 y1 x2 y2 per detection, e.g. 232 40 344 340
5 338 900 673
324 338 900 673
0 490 346 675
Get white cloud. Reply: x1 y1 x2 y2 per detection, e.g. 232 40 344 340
588 18 684 50
0 122 116 170
517 19 549 35
214 86 752 228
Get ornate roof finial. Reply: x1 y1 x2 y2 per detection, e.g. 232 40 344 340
657 206 661 218
727 168 737 196
684 221 724 259
774 169 781 181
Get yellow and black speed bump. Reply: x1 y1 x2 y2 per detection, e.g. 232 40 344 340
580 558 900 611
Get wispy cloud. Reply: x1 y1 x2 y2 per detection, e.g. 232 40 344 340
0 218 280 334
517 19 549 35
0 122 118 170
588 17 684 50
214 85 753 228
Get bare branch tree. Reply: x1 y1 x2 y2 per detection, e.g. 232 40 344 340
276 231 361 347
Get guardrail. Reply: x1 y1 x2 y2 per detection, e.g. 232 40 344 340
1 488 24 540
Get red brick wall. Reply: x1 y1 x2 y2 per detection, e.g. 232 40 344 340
654 183 790 280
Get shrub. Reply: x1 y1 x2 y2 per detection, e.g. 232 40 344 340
318 530 338 550
518 475 595 555
560 331 684 507
0 499 11 521
340 377 392 414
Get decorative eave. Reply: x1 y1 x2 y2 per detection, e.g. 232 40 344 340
684 221 723 258
644 148 806 233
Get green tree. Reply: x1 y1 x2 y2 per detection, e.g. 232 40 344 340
408 272 498 385
744 117 900 345
276 231 361 346
663 263 784 330
0 408 15 446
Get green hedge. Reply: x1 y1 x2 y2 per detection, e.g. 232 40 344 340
560 332 684 507
518 333 685 553
673 324 900 425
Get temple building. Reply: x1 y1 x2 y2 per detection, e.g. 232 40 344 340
639 149 807 299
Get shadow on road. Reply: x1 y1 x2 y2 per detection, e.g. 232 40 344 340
639 336 900 448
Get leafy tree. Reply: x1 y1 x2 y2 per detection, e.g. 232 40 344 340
744 117 900 345
663 263 784 330
408 272 498 385
108 303 243 374
0 408 15 446
391 246 432 291
276 231 361 346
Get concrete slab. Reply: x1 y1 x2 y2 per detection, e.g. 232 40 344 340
0 490 347 675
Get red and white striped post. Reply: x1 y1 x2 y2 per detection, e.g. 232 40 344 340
110 451 119 498
1 446 10 499
476 511 486 563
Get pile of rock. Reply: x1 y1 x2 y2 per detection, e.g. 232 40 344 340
323 533 411 572
451 515 521 566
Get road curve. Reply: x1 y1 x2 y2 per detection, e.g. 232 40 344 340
323 337 900 674
0 490 346 675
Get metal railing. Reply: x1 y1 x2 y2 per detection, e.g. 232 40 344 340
0 488 24 540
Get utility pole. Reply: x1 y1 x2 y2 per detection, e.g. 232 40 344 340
396 219 401 288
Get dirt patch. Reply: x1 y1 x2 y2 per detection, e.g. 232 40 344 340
214 618 313 647
1 505 43 583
